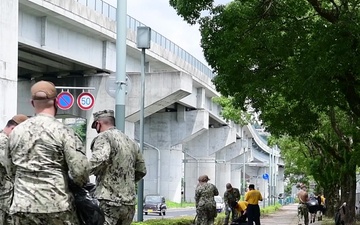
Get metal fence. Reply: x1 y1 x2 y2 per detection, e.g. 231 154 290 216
75 0 215 79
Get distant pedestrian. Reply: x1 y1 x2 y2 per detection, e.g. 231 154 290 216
245 184 262 225
297 184 309 225
195 175 219 225
90 110 147 225
224 183 241 225
8 80 90 225
0 114 28 225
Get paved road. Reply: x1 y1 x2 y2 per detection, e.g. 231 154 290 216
261 204 322 225
134 207 196 222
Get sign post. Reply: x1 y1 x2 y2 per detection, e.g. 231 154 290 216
77 92 95 110
57 91 75 110
262 173 269 208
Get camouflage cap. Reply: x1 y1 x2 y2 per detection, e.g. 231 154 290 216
91 110 114 128
12 114 28 124
198 175 210 182
31 81 57 100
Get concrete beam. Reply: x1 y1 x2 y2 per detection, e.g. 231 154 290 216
19 50 73 70
126 72 192 122
18 61 46 73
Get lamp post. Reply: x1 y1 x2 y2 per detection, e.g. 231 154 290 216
115 0 127 132
136 26 151 222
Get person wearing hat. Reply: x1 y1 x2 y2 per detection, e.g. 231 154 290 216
0 114 28 225
90 109 147 225
195 175 219 225
223 183 241 225
7 80 90 225
244 184 262 225
297 184 309 225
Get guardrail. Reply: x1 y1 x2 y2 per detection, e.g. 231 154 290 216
75 0 215 79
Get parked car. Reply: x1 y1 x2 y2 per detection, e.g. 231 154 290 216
214 196 225 213
143 194 167 216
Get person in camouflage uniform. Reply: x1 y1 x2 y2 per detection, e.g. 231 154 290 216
7 81 90 225
0 114 28 225
194 175 219 225
223 183 241 225
90 110 147 225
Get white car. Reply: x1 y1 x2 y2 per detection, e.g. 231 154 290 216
214 196 225 213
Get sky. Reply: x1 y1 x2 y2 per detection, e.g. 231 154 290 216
104 0 229 66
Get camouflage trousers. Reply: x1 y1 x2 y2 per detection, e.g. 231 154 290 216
0 209 13 225
99 200 135 225
298 203 309 225
12 210 79 225
195 206 217 225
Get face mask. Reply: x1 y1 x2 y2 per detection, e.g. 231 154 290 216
95 121 101 134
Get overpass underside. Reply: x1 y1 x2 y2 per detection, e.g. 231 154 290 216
0 0 285 203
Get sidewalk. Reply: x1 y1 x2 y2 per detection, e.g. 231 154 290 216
260 204 322 225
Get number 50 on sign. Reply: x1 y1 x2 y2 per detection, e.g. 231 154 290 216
77 92 95 110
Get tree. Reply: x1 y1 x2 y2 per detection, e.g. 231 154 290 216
170 1 360 223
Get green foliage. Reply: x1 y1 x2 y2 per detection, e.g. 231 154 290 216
212 96 252 125
260 203 282 214
72 122 87 143
131 217 193 225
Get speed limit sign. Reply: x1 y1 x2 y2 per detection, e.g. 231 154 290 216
77 92 95 110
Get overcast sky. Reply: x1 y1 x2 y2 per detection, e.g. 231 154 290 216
104 0 229 66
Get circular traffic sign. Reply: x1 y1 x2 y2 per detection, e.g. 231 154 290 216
262 173 269 180
57 91 74 110
77 92 95 110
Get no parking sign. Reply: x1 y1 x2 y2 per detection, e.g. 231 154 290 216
77 92 95 110
57 91 74 110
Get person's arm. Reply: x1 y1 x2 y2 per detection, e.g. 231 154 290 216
195 187 200 207
89 134 111 176
224 191 229 206
213 184 219 196
64 130 89 186
235 188 241 201
259 191 263 201
245 191 249 202
134 142 147 182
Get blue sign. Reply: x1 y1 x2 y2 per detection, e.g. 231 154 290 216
262 173 269 180
57 91 74 110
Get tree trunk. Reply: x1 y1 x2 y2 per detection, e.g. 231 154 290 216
340 163 356 225
324 184 340 217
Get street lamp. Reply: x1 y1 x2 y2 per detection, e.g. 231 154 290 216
115 0 127 132
136 26 151 222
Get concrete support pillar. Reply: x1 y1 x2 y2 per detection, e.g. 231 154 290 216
0 0 19 125
196 88 205 109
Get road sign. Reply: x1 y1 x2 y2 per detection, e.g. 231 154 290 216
57 91 74 110
262 173 269 180
77 92 95 110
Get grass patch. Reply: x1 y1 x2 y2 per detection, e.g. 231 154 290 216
132 203 282 224
261 203 282 215
166 201 195 208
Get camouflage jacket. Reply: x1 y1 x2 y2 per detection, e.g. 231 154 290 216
7 114 90 213
195 182 219 209
224 187 241 207
0 131 13 212
90 128 147 205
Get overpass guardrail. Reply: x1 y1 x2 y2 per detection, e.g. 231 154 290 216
75 0 215 79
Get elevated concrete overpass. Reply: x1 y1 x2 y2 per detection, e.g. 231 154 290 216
0 0 284 202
